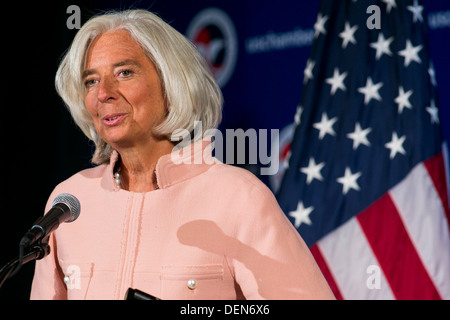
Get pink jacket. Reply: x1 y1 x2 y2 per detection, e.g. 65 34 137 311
30 141 334 300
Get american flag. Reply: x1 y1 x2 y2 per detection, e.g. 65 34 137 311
276 0 450 299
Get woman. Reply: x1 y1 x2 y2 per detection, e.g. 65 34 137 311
30 9 334 300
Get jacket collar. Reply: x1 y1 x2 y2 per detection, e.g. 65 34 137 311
107 139 216 192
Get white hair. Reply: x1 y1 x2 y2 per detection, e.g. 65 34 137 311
55 9 223 164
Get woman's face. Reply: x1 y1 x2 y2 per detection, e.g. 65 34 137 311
83 30 167 149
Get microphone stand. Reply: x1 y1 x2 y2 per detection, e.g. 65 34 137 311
0 241 50 289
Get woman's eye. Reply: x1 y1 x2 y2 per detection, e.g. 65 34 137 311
84 79 97 88
119 69 133 77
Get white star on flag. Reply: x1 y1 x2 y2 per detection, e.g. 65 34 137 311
426 100 439 124
339 21 358 48
407 0 424 23
294 105 303 125
337 167 362 195
301 157 325 184
313 112 338 140
304 59 315 84
314 13 328 38
326 68 347 95
428 62 437 86
289 201 314 228
385 132 407 159
370 33 394 60
346 122 372 150
395 86 413 114
358 77 383 105
382 0 397 13
398 39 423 67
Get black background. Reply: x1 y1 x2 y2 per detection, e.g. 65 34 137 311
1 1 93 299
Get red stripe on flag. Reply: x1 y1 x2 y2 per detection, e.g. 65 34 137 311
310 244 343 300
423 152 450 230
357 193 442 300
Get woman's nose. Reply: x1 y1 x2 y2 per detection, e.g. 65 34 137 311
97 77 119 103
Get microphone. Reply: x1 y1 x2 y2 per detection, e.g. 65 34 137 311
125 288 160 300
20 193 81 247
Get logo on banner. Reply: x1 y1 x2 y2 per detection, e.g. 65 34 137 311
186 8 238 88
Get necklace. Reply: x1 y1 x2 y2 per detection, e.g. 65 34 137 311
114 165 159 190
114 167 122 189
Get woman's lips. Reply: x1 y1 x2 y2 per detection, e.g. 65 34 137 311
102 113 126 126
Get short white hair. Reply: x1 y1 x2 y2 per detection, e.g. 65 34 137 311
55 9 223 164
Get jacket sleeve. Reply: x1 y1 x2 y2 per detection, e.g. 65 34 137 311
229 177 335 300
29 195 67 300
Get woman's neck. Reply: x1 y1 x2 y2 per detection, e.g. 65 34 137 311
116 139 174 192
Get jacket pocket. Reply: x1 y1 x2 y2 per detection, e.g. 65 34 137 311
58 260 115 300
160 265 224 300
58 260 94 300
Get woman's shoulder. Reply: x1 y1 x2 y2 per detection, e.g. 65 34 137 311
64 163 108 183
51 164 109 194
204 162 275 198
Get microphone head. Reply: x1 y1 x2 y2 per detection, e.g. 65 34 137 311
52 193 81 223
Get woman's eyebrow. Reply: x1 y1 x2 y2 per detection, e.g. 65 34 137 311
112 59 142 69
82 59 142 79
82 68 96 79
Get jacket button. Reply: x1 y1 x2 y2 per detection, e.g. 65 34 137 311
187 279 197 290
